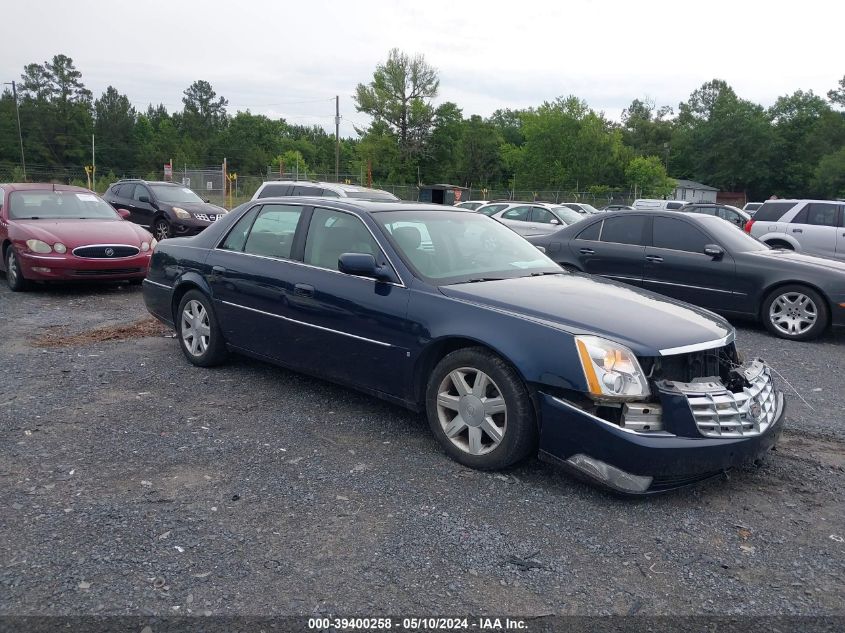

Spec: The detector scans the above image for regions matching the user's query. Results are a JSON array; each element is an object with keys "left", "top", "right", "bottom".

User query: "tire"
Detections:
[
  {"left": 766, "top": 240, "right": 794, "bottom": 251},
  {"left": 154, "top": 217, "right": 172, "bottom": 241},
  {"left": 176, "top": 290, "right": 228, "bottom": 366},
  {"left": 761, "top": 285, "right": 829, "bottom": 341},
  {"left": 5, "top": 247, "right": 30, "bottom": 292},
  {"left": 425, "top": 347, "right": 537, "bottom": 470}
]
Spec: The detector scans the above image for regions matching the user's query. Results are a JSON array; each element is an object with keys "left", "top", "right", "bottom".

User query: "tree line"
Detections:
[{"left": 2, "top": 51, "right": 845, "bottom": 200}]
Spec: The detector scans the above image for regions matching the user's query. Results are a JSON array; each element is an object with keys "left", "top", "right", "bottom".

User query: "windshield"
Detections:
[
  {"left": 150, "top": 185, "right": 204, "bottom": 204},
  {"left": 374, "top": 210, "right": 561, "bottom": 284},
  {"left": 713, "top": 222, "right": 770, "bottom": 252},
  {"left": 9, "top": 190, "right": 119, "bottom": 220},
  {"left": 577, "top": 203, "right": 600, "bottom": 214},
  {"left": 344, "top": 190, "right": 399, "bottom": 201},
  {"left": 552, "top": 206, "right": 586, "bottom": 224}
]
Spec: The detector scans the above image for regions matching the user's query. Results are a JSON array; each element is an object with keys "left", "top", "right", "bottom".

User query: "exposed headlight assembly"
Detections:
[
  {"left": 172, "top": 207, "right": 190, "bottom": 219},
  {"left": 575, "top": 335, "right": 650, "bottom": 401}
]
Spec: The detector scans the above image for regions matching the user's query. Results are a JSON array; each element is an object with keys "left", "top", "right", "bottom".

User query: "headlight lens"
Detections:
[
  {"left": 172, "top": 207, "right": 190, "bottom": 219},
  {"left": 575, "top": 335, "right": 650, "bottom": 400},
  {"left": 140, "top": 241, "right": 150, "bottom": 252},
  {"left": 26, "top": 239, "right": 52, "bottom": 253},
  {"left": 53, "top": 243, "right": 67, "bottom": 254},
  {"left": 150, "top": 238, "right": 158, "bottom": 250}
]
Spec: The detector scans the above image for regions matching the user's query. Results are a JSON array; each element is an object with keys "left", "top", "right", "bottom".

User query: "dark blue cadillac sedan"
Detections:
[{"left": 142, "top": 198, "right": 785, "bottom": 494}]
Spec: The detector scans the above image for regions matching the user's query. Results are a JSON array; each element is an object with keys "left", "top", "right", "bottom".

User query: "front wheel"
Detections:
[
  {"left": 6, "top": 247, "right": 30, "bottom": 292},
  {"left": 426, "top": 347, "right": 537, "bottom": 470},
  {"left": 154, "top": 218, "right": 172, "bottom": 241},
  {"left": 762, "top": 285, "right": 828, "bottom": 341},
  {"left": 176, "top": 290, "right": 228, "bottom": 366}
]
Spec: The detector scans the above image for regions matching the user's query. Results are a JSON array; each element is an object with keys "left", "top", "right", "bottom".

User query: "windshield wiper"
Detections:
[
  {"left": 529, "top": 271, "right": 565, "bottom": 277},
  {"left": 463, "top": 277, "right": 507, "bottom": 283}
]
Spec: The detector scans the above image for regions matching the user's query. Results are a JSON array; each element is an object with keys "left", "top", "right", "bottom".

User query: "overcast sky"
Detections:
[{"left": 2, "top": 0, "right": 843, "bottom": 137}]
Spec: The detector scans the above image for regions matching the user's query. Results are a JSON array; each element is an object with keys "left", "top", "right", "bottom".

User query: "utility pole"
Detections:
[
  {"left": 91, "top": 134, "right": 95, "bottom": 191},
  {"left": 334, "top": 95, "right": 340, "bottom": 182},
  {"left": 5, "top": 81, "right": 26, "bottom": 180}
]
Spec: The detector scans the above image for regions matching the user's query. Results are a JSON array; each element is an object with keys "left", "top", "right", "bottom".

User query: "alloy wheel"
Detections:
[
  {"left": 155, "top": 220, "right": 171, "bottom": 241},
  {"left": 768, "top": 292, "right": 817, "bottom": 336},
  {"left": 436, "top": 367, "right": 507, "bottom": 456},
  {"left": 7, "top": 251, "right": 18, "bottom": 286},
  {"left": 181, "top": 299, "right": 211, "bottom": 356}
]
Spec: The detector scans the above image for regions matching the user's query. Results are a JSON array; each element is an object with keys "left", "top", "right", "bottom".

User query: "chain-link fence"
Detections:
[{"left": 0, "top": 163, "right": 637, "bottom": 209}]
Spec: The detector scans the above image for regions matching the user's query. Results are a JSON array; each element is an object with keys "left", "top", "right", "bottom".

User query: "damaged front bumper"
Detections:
[{"left": 537, "top": 359, "right": 785, "bottom": 494}]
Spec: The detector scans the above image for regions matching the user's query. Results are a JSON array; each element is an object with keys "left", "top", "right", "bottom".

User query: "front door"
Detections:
[
  {"left": 643, "top": 215, "right": 738, "bottom": 312},
  {"left": 285, "top": 206, "right": 412, "bottom": 396}
]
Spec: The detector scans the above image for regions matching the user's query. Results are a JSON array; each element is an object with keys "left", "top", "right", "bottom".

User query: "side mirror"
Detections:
[
  {"left": 704, "top": 244, "right": 724, "bottom": 259},
  {"left": 138, "top": 195, "right": 150, "bottom": 204},
  {"left": 117, "top": 208, "right": 131, "bottom": 220},
  {"left": 550, "top": 219, "right": 560, "bottom": 225},
  {"left": 338, "top": 253, "right": 391, "bottom": 281},
  {"left": 204, "top": 198, "right": 211, "bottom": 203},
  {"left": 535, "top": 245, "right": 547, "bottom": 253}
]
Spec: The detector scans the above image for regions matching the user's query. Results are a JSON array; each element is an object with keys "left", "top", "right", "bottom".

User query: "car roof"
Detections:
[
  {"left": 259, "top": 180, "right": 391, "bottom": 195},
  {"left": 0, "top": 182, "right": 93, "bottom": 193},
  {"left": 252, "top": 196, "right": 458, "bottom": 214}
]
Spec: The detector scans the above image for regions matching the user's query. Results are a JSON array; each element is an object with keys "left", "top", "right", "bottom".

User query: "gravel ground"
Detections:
[{"left": 1, "top": 281, "right": 844, "bottom": 617}]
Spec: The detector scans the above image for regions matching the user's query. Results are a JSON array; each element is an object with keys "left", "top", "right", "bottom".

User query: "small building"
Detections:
[
  {"left": 418, "top": 184, "right": 470, "bottom": 205},
  {"left": 671, "top": 179, "right": 718, "bottom": 203}
]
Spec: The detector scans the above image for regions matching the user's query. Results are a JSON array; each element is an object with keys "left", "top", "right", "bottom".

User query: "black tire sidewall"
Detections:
[
  {"left": 762, "top": 285, "right": 828, "bottom": 341},
  {"left": 425, "top": 347, "right": 537, "bottom": 470},
  {"left": 176, "top": 290, "right": 227, "bottom": 366},
  {"left": 6, "top": 248, "right": 28, "bottom": 292},
  {"left": 155, "top": 218, "right": 172, "bottom": 240}
]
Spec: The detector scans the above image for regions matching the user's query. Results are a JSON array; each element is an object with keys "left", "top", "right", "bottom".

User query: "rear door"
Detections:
[
  {"left": 205, "top": 203, "right": 308, "bottom": 358},
  {"left": 496, "top": 205, "right": 534, "bottom": 234},
  {"left": 643, "top": 216, "right": 739, "bottom": 312},
  {"left": 569, "top": 214, "right": 648, "bottom": 286},
  {"left": 524, "top": 206, "right": 560, "bottom": 235},
  {"left": 838, "top": 206, "right": 845, "bottom": 259},
  {"left": 789, "top": 202, "right": 839, "bottom": 259}
]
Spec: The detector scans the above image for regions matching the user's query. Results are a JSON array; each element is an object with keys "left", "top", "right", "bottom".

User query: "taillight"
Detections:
[{"left": 744, "top": 219, "right": 754, "bottom": 233}]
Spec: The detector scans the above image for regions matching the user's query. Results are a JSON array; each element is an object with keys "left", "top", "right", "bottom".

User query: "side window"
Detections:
[
  {"left": 804, "top": 203, "right": 839, "bottom": 227},
  {"left": 478, "top": 203, "right": 508, "bottom": 216},
  {"left": 576, "top": 221, "right": 602, "bottom": 241},
  {"left": 530, "top": 207, "right": 555, "bottom": 224},
  {"left": 653, "top": 217, "right": 711, "bottom": 253},
  {"left": 304, "top": 207, "right": 381, "bottom": 271},
  {"left": 665, "top": 201, "right": 684, "bottom": 210},
  {"left": 293, "top": 185, "right": 322, "bottom": 196},
  {"left": 257, "top": 184, "right": 292, "bottom": 198},
  {"left": 599, "top": 215, "right": 647, "bottom": 246},
  {"left": 695, "top": 207, "right": 716, "bottom": 216},
  {"left": 321, "top": 189, "right": 340, "bottom": 197},
  {"left": 501, "top": 205, "right": 532, "bottom": 221},
  {"left": 755, "top": 201, "right": 796, "bottom": 222},
  {"left": 132, "top": 185, "right": 150, "bottom": 202},
  {"left": 218, "top": 206, "right": 261, "bottom": 251},
  {"left": 241, "top": 205, "right": 306, "bottom": 259}
]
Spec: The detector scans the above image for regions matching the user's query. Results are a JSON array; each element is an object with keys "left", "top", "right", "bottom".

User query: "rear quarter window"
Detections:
[
  {"left": 258, "top": 184, "right": 292, "bottom": 198},
  {"left": 753, "top": 202, "right": 796, "bottom": 222}
]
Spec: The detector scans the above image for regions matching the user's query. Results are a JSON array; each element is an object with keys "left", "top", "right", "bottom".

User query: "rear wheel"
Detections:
[
  {"left": 6, "top": 247, "right": 29, "bottom": 292},
  {"left": 766, "top": 240, "right": 794, "bottom": 251},
  {"left": 176, "top": 290, "right": 228, "bottom": 366},
  {"left": 762, "top": 285, "right": 828, "bottom": 341},
  {"left": 426, "top": 347, "right": 537, "bottom": 470}
]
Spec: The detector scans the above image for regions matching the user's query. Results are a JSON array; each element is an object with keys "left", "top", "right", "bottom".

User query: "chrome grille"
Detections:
[
  {"left": 194, "top": 213, "right": 221, "bottom": 222},
  {"left": 670, "top": 362, "right": 778, "bottom": 437}
]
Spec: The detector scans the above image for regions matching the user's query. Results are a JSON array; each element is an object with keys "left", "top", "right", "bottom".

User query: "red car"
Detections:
[{"left": 1, "top": 183, "right": 155, "bottom": 291}]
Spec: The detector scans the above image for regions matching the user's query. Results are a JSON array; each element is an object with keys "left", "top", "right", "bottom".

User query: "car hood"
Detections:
[
  {"left": 746, "top": 249, "right": 845, "bottom": 274},
  {"left": 439, "top": 274, "right": 733, "bottom": 357},
  {"left": 11, "top": 219, "right": 152, "bottom": 247}
]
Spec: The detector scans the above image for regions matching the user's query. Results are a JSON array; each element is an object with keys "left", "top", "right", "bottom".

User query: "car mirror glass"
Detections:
[
  {"left": 338, "top": 253, "right": 390, "bottom": 281},
  {"left": 535, "top": 245, "right": 546, "bottom": 253},
  {"left": 117, "top": 209, "right": 131, "bottom": 220},
  {"left": 138, "top": 195, "right": 150, "bottom": 204}
]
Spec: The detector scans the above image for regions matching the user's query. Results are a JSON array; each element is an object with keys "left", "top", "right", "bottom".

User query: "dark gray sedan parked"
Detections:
[{"left": 527, "top": 211, "right": 845, "bottom": 341}]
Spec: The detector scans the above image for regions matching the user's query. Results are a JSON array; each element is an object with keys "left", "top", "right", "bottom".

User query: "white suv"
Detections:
[
  {"left": 252, "top": 180, "right": 398, "bottom": 202},
  {"left": 747, "top": 199, "right": 845, "bottom": 260}
]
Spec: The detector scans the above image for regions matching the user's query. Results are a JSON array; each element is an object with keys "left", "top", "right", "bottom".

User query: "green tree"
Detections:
[
  {"left": 422, "top": 102, "right": 464, "bottom": 183},
  {"left": 354, "top": 49, "right": 439, "bottom": 179},
  {"left": 94, "top": 86, "right": 136, "bottom": 172},
  {"left": 827, "top": 75, "right": 845, "bottom": 107},
  {"left": 456, "top": 115, "right": 504, "bottom": 187},
  {"left": 811, "top": 147, "right": 845, "bottom": 198},
  {"left": 625, "top": 156, "right": 674, "bottom": 197}
]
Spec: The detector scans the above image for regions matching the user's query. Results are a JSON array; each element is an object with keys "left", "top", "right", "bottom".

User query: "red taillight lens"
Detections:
[{"left": 744, "top": 219, "right": 754, "bottom": 233}]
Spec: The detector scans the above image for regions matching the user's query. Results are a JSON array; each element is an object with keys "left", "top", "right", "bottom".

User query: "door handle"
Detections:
[
  {"left": 645, "top": 255, "right": 663, "bottom": 263},
  {"left": 579, "top": 248, "right": 595, "bottom": 255},
  {"left": 792, "top": 228, "right": 803, "bottom": 233},
  {"left": 294, "top": 283, "right": 315, "bottom": 298},
  {"left": 211, "top": 265, "right": 226, "bottom": 275}
]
